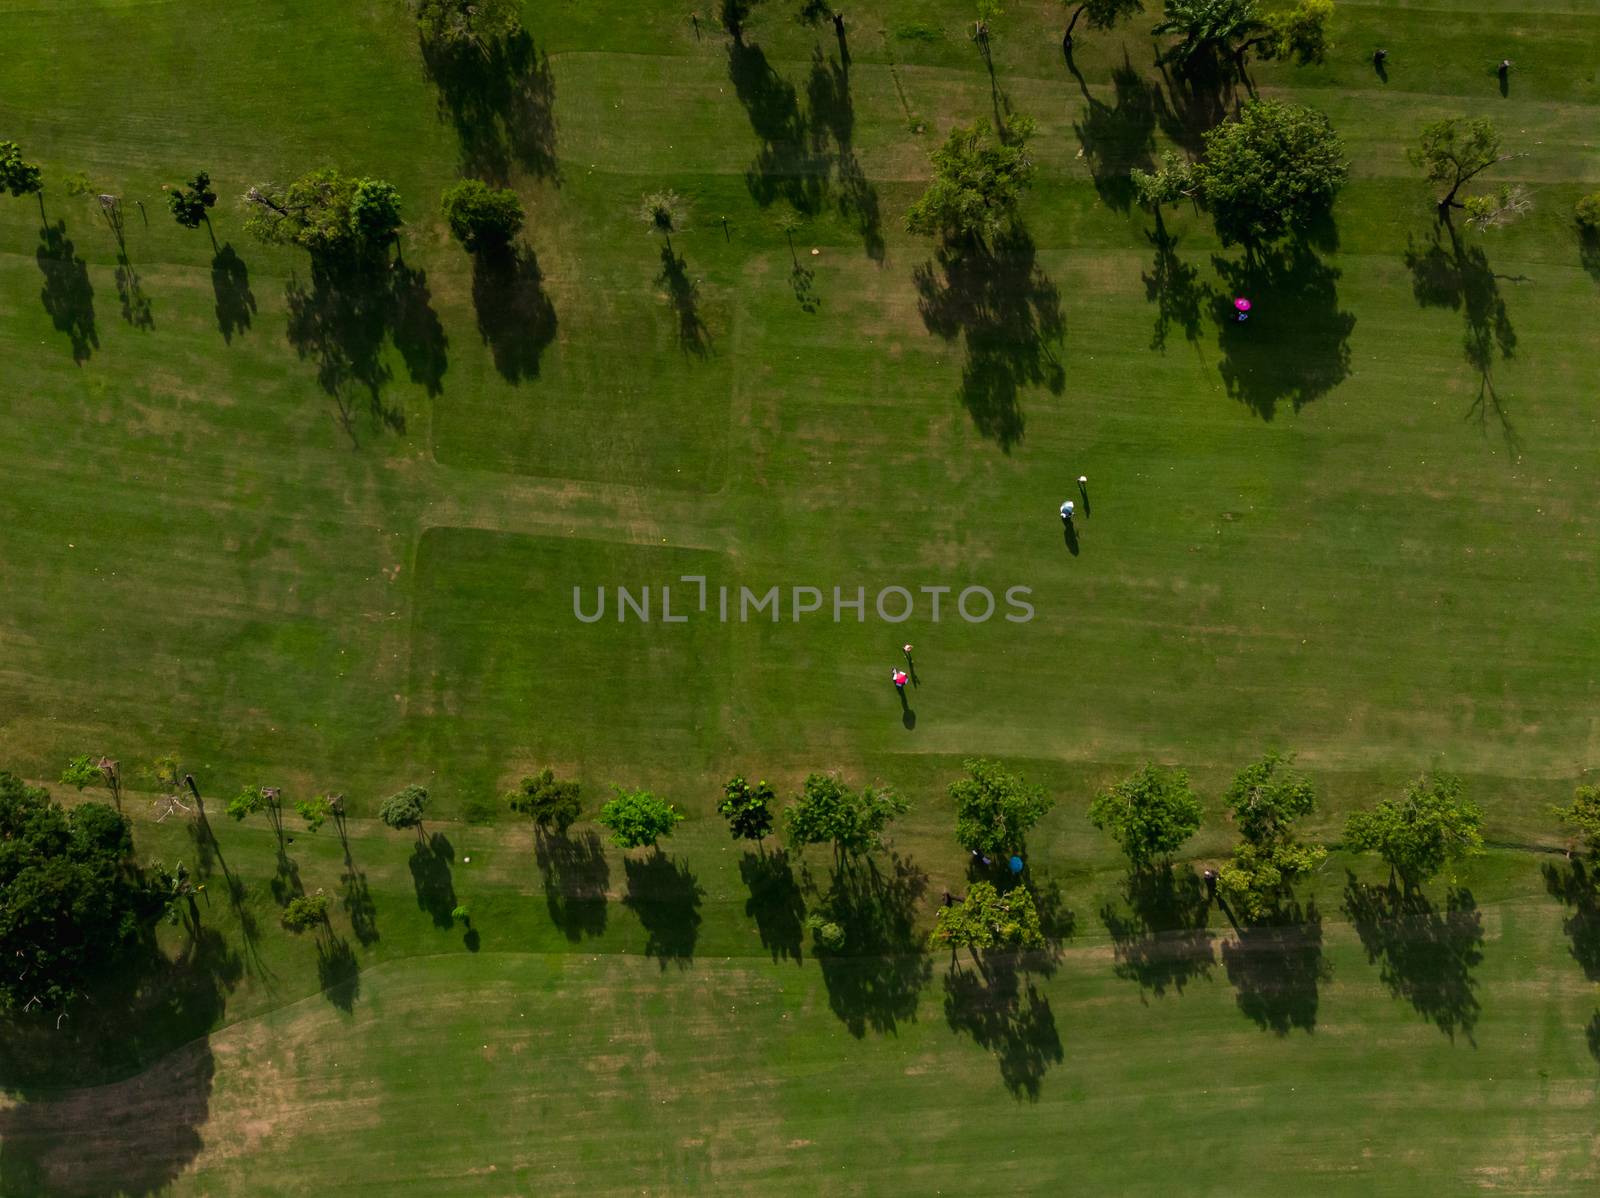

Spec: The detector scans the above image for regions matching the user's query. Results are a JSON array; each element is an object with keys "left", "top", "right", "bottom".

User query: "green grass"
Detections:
[{"left": 2, "top": 0, "right": 1600, "bottom": 1192}]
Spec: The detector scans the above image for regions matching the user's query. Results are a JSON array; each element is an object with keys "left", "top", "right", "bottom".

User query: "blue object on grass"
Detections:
[{"left": 1009, "top": 855, "right": 1023, "bottom": 874}]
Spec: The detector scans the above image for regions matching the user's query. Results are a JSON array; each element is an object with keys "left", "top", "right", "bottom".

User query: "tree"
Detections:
[
  {"left": 950, "top": 758, "right": 1054, "bottom": 858},
  {"left": 1558, "top": 785, "right": 1600, "bottom": 856},
  {"left": 61, "top": 754, "right": 122, "bottom": 811},
  {"left": 905, "top": 117, "right": 1037, "bottom": 247},
  {"left": 150, "top": 859, "right": 202, "bottom": 932},
  {"left": 640, "top": 190, "right": 686, "bottom": 246},
  {"left": 785, "top": 774, "right": 908, "bottom": 861},
  {"left": 226, "top": 784, "right": 285, "bottom": 840},
  {"left": 1223, "top": 753, "right": 1316, "bottom": 846},
  {"left": 441, "top": 179, "right": 524, "bottom": 252},
  {"left": 0, "top": 140, "right": 42, "bottom": 201},
  {"left": 1088, "top": 764, "right": 1202, "bottom": 869},
  {"left": 507, "top": 768, "right": 581, "bottom": 835},
  {"left": 1410, "top": 118, "right": 1517, "bottom": 217},
  {"left": 1577, "top": 193, "right": 1600, "bottom": 231},
  {"left": 1192, "top": 99, "right": 1346, "bottom": 245},
  {"left": 1256, "top": 0, "right": 1332, "bottom": 66},
  {"left": 1132, "top": 149, "right": 1201, "bottom": 211},
  {"left": 379, "top": 784, "right": 430, "bottom": 838},
  {"left": 597, "top": 789, "right": 682, "bottom": 850},
  {"left": 1061, "top": 0, "right": 1143, "bottom": 52},
  {"left": 930, "top": 882, "right": 1045, "bottom": 963},
  {"left": 414, "top": 0, "right": 523, "bottom": 52},
  {"left": 1215, "top": 837, "right": 1325, "bottom": 922},
  {"left": 0, "top": 772, "right": 158, "bottom": 1013},
  {"left": 719, "top": 775, "right": 776, "bottom": 844},
  {"left": 1345, "top": 773, "right": 1483, "bottom": 886},
  {"left": 296, "top": 793, "right": 337, "bottom": 833},
  {"left": 244, "top": 168, "right": 402, "bottom": 260},
  {"left": 1463, "top": 183, "right": 1532, "bottom": 232},
  {"left": 1215, "top": 753, "right": 1326, "bottom": 920},
  {"left": 281, "top": 892, "right": 331, "bottom": 933},
  {"left": 167, "top": 171, "right": 217, "bottom": 231},
  {"left": 1153, "top": 0, "right": 1262, "bottom": 66}
]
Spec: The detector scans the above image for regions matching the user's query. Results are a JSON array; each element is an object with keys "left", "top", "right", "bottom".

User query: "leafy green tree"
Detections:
[
  {"left": 0, "top": 772, "right": 157, "bottom": 1013},
  {"left": 1132, "top": 148, "right": 1201, "bottom": 211},
  {"left": 1194, "top": 99, "right": 1346, "bottom": 246},
  {"left": 414, "top": 0, "right": 523, "bottom": 51},
  {"left": 1215, "top": 838, "right": 1325, "bottom": 922},
  {"left": 597, "top": 789, "right": 683, "bottom": 850},
  {"left": 150, "top": 859, "right": 202, "bottom": 932},
  {"left": 1223, "top": 752, "right": 1317, "bottom": 845},
  {"left": 905, "top": 116, "right": 1038, "bottom": 247},
  {"left": 719, "top": 775, "right": 777, "bottom": 844},
  {"left": 1061, "top": 0, "right": 1143, "bottom": 52},
  {"left": 281, "top": 892, "right": 331, "bottom": 933},
  {"left": 640, "top": 189, "right": 686, "bottom": 248},
  {"left": 167, "top": 171, "right": 217, "bottom": 231},
  {"left": 244, "top": 169, "right": 403, "bottom": 260},
  {"left": 441, "top": 179, "right": 524, "bottom": 252},
  {"left": 227, "top": 784, "right": 286, "bottom": 841},
  {"left": 1256, "top": 0, "right": 1332, "bottom": 65},
  {"left": 1153, "top": 0, "right": 1262, "bottom": 65},
  {"left": 379, "top": 784, "right": 430, "bottom": 838},
  {"left": 1463, "top": 183, "right": 1532, "bottom": 232},
  {"left": 1345, "top": 773, "right": 1483, "bottom": 886},
  {"left": 1410, "top": 118, "right": 1517, "bottom": 218},
  {"left": 805, "top": 913, "right": 847, "bottom": 951},
  {"left": 931, "top": 882, "right": 1045, "bottom": 963},
  {"left": 1558, "top": 785, "right": 1600, "bottom": 855},
  {"left": 507, "top": 768, "right": 581, "bottom": 835},
  {"left": 1215, "top": 753, "right": 1326, "bottom": 920},
  {"left": 974, "top": 0, "right": 1004, "bottom": 40},
  {"left": 950, "top": 758, "right": 1054, "bottom": 858},
  {"left": 61, "top": 754, "right": 122, "bottom": 811},
  {"left": 296, "top": 793, "right": 339, "bottom": 833},
  {"left": 785, "top": 774, "right": 908, "bottom": 861},
  {"left": 1088, "top": 763, "right": 1202, "bottom": 869},
  {"left": 1577, "top": 193, "right": 1600, "bottom": 231},
  {"left": 0, "top": 140, "right": 42, "bottom": 201}
]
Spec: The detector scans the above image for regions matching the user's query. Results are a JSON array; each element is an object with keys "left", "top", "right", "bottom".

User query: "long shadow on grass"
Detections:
[
  {"left": 36, "top": 220, "right": 98, "bottom": 363},
  {"left": 1143, "top": 211, "right": 1209, "bottom": 351},
  {"left": 317, "top": 930, "right": 360, "bottom": 1013},
  {"left": 211, "top": 243, "right": 256, "bottom": 342},
  {"left": 537, "top": 829, "right": 610, "bottom": 941},
  {"left": 740, "top": 848, "right": 806, "bottom": 964},
  {"left": 943, "top": 949, "right": 1064, "bottom": 1101},
  {"left": 623, "top": 851, "right": 704, "bottom": 968},
  {"left": 421, "top": 30, "right": 558, "bottom": 184},
  {"left": 410, "top": 832, "right": 458, "bottom": 930},
  {"left": 0, "top": 923, "right": 240, "bottom": 1195},
  {"left": 1219, "top": 896, "right": 1327, "bottom": 1034},
  {"left": 1068, "top": 53, "right": 1158, "bottom": 212},
  {"left": 657, "top": 244, "right": 712, "bottom": 356},
  {"left": 333, "top": 810, "right": 379, "bottom": 947},
  {"left": 1403, "top": 219, "right": 1520, "bottom": 452},
  {"left": 473, "top": 242, "right": 557, "bottom": 381},
  {"left": 1343, "top": 875, "right": 1483, "bottom": 1042},
  {"left": 1100, "top": 863, "right": 1215, "bottom": 999},
  {"left": 729, "top": 33, "right": 828, "bottom": 217},
  {"left": 809, "top": 852, "right": 931, "bottom": 1037},
  {"left": 913, "top": 230, "right": 1065, "bottom": 451},
  {"left": 1581, "top": 229, "right": 1600, "bottom": 284},
  {"left": 1211, "top": 241, "right": 1353, "bottom": 419},
  {"left": 1154, "top": 52, "right": 1237, "bottom": 157},
  {"left": 1543, "top": 858, "right": 1600, "bottom": 981}
]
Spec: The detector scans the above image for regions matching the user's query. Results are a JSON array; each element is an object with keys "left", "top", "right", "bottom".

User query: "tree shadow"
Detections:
[
  {"left": 0, "top": 923, "right": 240, "bottom": 1195},
  {"left": 1143, "top": 211, "right": 1209, "bottom": 350},
  {"left": 740, "top": 848, "right": 806, "bottom": 964},
  {"left": 1154, "top": 52, "right": 1236, "bottom": 157},
  {"left": 1588, "top": 1011, "right": 1600, "bottom": 1069},
  {"left": 1344, "top": 876, "right": 1483, "bottom": 1042},
  {"left": 622, "top": 850, "right": 704, "bottom": 969},
  {"left": 114, "top": 252, "right": 154, "bottom": 331},
  {"left": 1070, "top": 53, "right": 1158, "bottom": 212},
  {"left": 270, "top": 845, "right": 304, "bottom": 907},
  {"left": 1219, "top": 897, "right": 1327, "bottom": 1034},
  {"left": 806, "top": 46, "right": 883, "bottom": 259},
  {"left": 1403, "top": 221, "right": 1520, "bottom": 452},
  {"left": 1100, "top": 863, "right": 1215, "bottom": 999},
  {"left": 316, "top": 932, "right": 360, "bottom": 1013},
  {"left": 409, "top": 832, "right": 458, "bottom": 930},
  {"left": 390, "top": 259, "right": 449, "bottom": 396},
  {"left": 810, "top": 852, "right": 932, "bottom": 1037},
  {"left": 211, "top": 243, "right": 256, "bottom": 342},
  {"left": 729, "top": 35, "right": 828, "bottom": 216},
  {"left": 943, "top": 950, "right": 1064, "bottom": 1100},
  {"left": 188, "top": 807, "right": 269, "bottom": 979},
  {"left": 657, "top": 244, "right": 711, "bottom": 356},
  {"left": 472, "top": 241, "right": 557, "bottom": 381},
  {"left": 1580, "top": 229, "right": 1600, "bottom": 284},
  {"left": 1211, "top": 242, "right": 1354, "bottom": 418},
  {"left": 912, "top": 230, "right": 1066, "bottom": 451},
  {"left": 36, "top": 220, "right": 98, "bottom": 362},
  {"left": 536, "top": 829, "right": 610, "bottom": 941},
  {"left": 421, "top": 31, "right": 559, "bottom": 184},
  {"left": 1543, "top": 858, "right": 1600, "bottom": 982}
]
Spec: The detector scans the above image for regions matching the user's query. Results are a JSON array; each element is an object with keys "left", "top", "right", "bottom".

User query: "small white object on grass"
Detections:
[
  {"left": 1078, "top": 475, "right": 1087, "bottom": 485},
  {"left": 810, "top": 247, "right": 820, "bottom": 255},
  {"left": 463, "top": 856, "right": 471, "bottom": 863}
]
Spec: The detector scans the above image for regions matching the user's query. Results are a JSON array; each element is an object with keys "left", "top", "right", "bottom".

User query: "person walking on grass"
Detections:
[
  {"left": 1060, "top": 499, "right": 1075, "bottom": 523},
  {"left": 892, "top": 668, "right": 908, "bottom": 692}
]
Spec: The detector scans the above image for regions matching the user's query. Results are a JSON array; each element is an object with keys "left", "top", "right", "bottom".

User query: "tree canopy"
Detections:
[
  {"left": 718, "top": 775, "right": 777, "bottom": 843},
  {"left": 379, "top": 784, "right": 430, "bottom": 835},
  {"left": 414, "top": 0, "right": 523, "bottom": 52},
  {"left": 281, "top": 892, "right": 331, "bottom": 933},
  {"left": 1559, "top": 785, "right": 1600, "bottom": 856},
  {"left": 1198, "top": 99, "right": 1346, "bottom": 245},
  {"left": 1410, "top": 118, "right": 1514, "bottom": 214},
  {"left": 167, "top": 171, "right": 217, "bottom": 230},
  {"left": 1153, "top": 0, "right": 1262, "bottom": 65},
  {"left": 507, "top": 768, "right": 581, "bottom": 835},
  {"left": 597, "top": 789, "right": 683, "bottom": 850},
  {"left": 244, "top": 169, "right": 403, "bottom": 261},
  {"left": 441, "top": 179, "right": 524, "bottom": 252},
  {"left": 0, "top": 772, "right": 157, "bottom": 1013},
  {"left": 1223, "top": 752, "right": 1318, "bottom": 844},
  {"left": 1063, "top": 0, "right": 1144, "bottom": 50},
  {"left": 296, "top": 793, "right": 339, "bottom": 833},
  {"left": 0, "top": 140, "right": 42, "bottom": 198},
  {"left": 1088, "top": 763, "right": 1202, "bottom": 869},
  {"left": 905, "top": 116, "right": 1038, "bottom": 246},
  {"left": 930, "top": 882, "right": 1045, "bottom": 958},
  {"left": 950, "top": 758, "right": 1054, "bottom": 858},
  {"left": 785, "top": 774, "right": 908, "bottom": 859},
  {"left": 1345, "top": 773, "right": 1483, "bottom": 885},
  {"left": 1215, "top": 753, "right": 1326, "bottom": 921}
]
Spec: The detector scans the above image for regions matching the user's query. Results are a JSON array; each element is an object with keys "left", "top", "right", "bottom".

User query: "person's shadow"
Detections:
[
  {"left": 1078, "top": 481, "right": 1091, "bottom": 516},
  {"left": 897, "top": 686, "right": 916, "bottom": 729},
  {"left": 1373, "top": 54, "right": 1388, "bottom": 83},
  {"left": 1497, "top": 64, "right": 1510, "bottom": 98},
  {"left": 1062, "top": 520, "right": 1080, "bottom": 556}
]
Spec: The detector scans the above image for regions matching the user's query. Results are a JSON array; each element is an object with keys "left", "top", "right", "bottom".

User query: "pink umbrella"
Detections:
[{"left": 1233, "top": 297, "right": 1252, "bottom": 313}]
